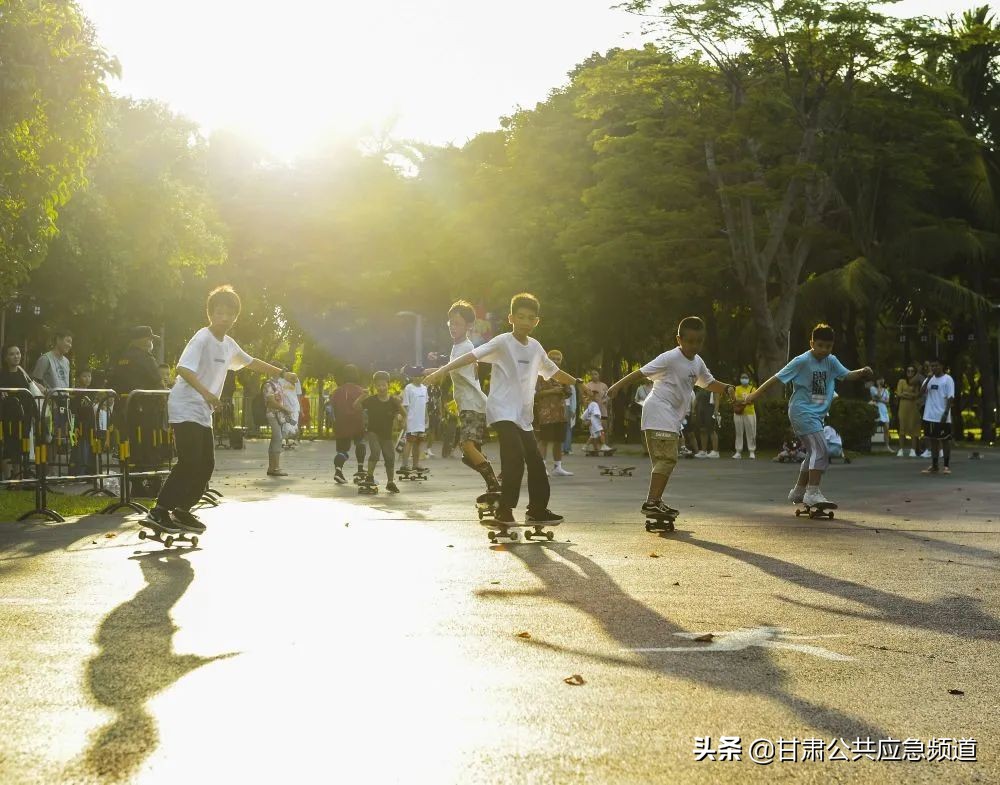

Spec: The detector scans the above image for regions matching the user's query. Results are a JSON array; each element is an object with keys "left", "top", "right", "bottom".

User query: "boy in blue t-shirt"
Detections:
[{"left": 743, "top": 324, "right": 873, "bottom": 507}]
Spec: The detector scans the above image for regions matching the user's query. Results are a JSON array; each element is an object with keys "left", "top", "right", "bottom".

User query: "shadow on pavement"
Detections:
[
  {"left": 69, "top": 550, "right": 236, "bottom": 782},
  {"left": 676, "top": 532, "right": 1000, "bottom": 641},
  {"left": 479, "top": 542, "right": 887, "bottom": 740},
  {"left": 0, "top": 513, "right": 135, "bottom": 566}
]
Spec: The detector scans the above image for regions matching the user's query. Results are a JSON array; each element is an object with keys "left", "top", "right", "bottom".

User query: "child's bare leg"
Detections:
[
  {"left": 412, "top": 438, "right": 423, "bottom": 469},
  {"left": 401, "top": 440, "right": 412, "bottom": 467}
]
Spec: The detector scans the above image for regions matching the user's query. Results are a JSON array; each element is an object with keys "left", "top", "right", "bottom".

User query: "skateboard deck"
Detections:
[
  {"left": 795, "top": 501, "right": 838, "bottom": 519},
  {"left": 138, "top": 525, "right": 199, "bottom": 548},
  {"left": 476, "top": 493, "right": 557, "bottom": 542},
  {"left": 586, "top": 448, "right": 616, "bottom": 457},
  {"left": 397, "top": 467, "right": 429, "bottom": 481},
  {"left": 599, "top": 465, "right": 635, "bottom": 476},
  {"left": 644, "top": 512, "right": 677, "bottom": 533},
  {"left": 357, "top": 479, "right": 378, "bottom": 495},
  {"left": 352, "top": 471, "right": 368, "bottom": 485}
]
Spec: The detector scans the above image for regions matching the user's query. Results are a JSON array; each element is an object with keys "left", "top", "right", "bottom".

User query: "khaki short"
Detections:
[{"left": 645, "top": 430, "right": 680, "bottom": 476}]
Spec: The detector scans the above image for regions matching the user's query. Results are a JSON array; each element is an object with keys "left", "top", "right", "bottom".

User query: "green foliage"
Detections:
[{"left": 828, "top": 397, "right": 878, "bottom": 452}]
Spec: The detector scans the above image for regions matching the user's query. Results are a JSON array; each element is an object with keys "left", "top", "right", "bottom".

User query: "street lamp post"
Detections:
[{"left": 395, "top": 311, "right": 424, "bottom": 368}]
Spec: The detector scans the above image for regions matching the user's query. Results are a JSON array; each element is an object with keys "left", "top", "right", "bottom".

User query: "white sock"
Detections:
[
  {"left": 806, "top": 484, "right": 819, "bottom": 492},
  {"left": 554, "top": 461, "right": 561, "bottom": 469}
]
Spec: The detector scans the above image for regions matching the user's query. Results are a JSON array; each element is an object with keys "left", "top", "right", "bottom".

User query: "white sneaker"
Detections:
[
  {"left": 920, "top": 450, "right": 931, "bottom": 458},
  {"left": 552, "top": 466, "right": 573, "bottom": 477},
  {"left": 707, "top": 451, "right": 720, "bottom": 459},
  {"left": 732, "top": 452, "right": 742, "bottom": 459},
  {"left": 695, "top": 451, "right": 708, "bottom": 459},
  {"left": 749, "top": 452, "right": 756, "bottom": 459},
  {"left": 599, "top": 445, "right": 613, "bottom": 453},
  {"left": 896, "top": 449, "right": 905, "bottom": 457},
  {"left": 909, "top": 449, "right": 917, "bottom": 458},
  {"left": 425, "top": 449, "right": 436, "bottom": 459},
  {"left": 788, "top": 486, "right": 806, "bottom": 504},
  {"left": 803, "top": 488, "right": 832, "bottom": 506}
]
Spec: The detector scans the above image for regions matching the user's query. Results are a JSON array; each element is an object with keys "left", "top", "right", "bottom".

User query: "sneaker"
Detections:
[
  {"left": 171, "top": 508, "right": 207, "bottom": 533},
  {"left": 707, "top": 451, "right": 720, "bottom": 459},
  {"left": 425, "top": 449, "right": 435, "bottom": 459},
  {"left": 920, "top": 450, "right": 932, "bottom": 458},
  {"left": 732, "top": 452, "right": 742, "bottom": 459},
  {"left": 695, "top": 451, "right": 709, "bottom": 459},
  {"left": 267, "top": 469, "right": 288, "bottom": 477},
  {"left": 599, "top": 445, "right": 613, "bottom": 453},
  {"left": 144, "top": 506, "right": 181, "bottom": 534},
  {"left": 334, "top": 468, "right": 347, "bottom": 484},
  {"left": 942, "top": 466, "right": 952, "bottom": 475},
  {"left": 386, "top": 481, "right": 400, "bottom": 493},
  {"left": 896, "top": 449, "right": 904, "bottom": 457},
  {"left": 788, "top": 486, "right": 806, "bottom": 504},
  {"left": 551, "top": 465, "right": 573, "bottom": 477},
  {"left": 908, "top": 449, "right": 917, "bottom": 458},
  {"left": 398, "top": 465, "right": 411, "bottom": 474},
  {"left": 749, "top": 452, "right": 756, "bottom": 460},
  {"left": 642, "top": 500, "right": 678, "bottom": 517},
  {"left": 921, "top": 466, "right": 939, "bottom": 474},
  {"left": 803, "top": 488, "right": 831, "bottom": 506},
  {"left": 494, "top": 507, "right": 515, "bottom": 524},
  {"left": 526, "top": 508, "right": 564, "bottom": 524}
]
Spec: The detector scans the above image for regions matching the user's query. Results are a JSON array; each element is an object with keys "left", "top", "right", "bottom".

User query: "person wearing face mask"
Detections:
[{"left": 732, "top": 372, "right": 757, "bottom": 459}]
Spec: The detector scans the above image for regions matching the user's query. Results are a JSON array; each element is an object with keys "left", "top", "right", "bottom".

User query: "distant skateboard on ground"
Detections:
[
  {"left": 644, "top": 510, "right": 677, "bottom": 533},
  {"left": 585, "top": 447, "right": 616, "bottom": 457},
  {"left": 599, "top": 465, "right": 635, "bottom": 477},
  {"left": 397, "top": 467, "right": 429, "bottom": 482},
  {"left": 795, "top": 501, "right": 837, "bottom": 519},
  {"left": 476, "top": 492, "right": 556, "bottom": 543}
]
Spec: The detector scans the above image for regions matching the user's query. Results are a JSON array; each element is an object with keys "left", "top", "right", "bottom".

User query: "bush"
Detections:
[
  {"left": 828, "top": 397, "right": 878, "bottom": 452},
  {"left": 719, "top": 396, "right": 875, "bottom": 451}
]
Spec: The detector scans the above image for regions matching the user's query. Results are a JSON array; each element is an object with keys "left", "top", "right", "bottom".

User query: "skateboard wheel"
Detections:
[
  {"left": 645, "top": 523, "right": 654, "bottom": 532},
  {"left": 164, "top": 536, "right": 174, "bottom": 548},
  {"left": 545, "top": 531, "right": 554, "bottom": 541},
  {"left": 191, "top": 536, "right": 199, "bottom": 547},
  {"left": 524, "top": 531, "right": 533, "bottom": 540},
  {"left": 138, "top": 530, "right": 147, "bottom": 540},
  {"left": 509, "top": 531, "right": 519, "bottom": 541}
]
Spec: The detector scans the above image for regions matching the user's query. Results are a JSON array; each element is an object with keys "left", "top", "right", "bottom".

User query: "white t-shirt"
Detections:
[
  {"left": 823, "top": 425, "right": 843, "bottom": 447},
  {"left": 402, "top": 383, "right": 428, "bottom": 433},
  {"left": 583, "top": 401, "right": 603, "bottom": 436},
  {"left": 922, "top": 373, "right": 955, "bottom": 423},
  {"left": 449, "top": 339, "right": 487, "bottom": 414},
  {"left": 639, "top": 347, "right": 715, "bottom": 432},
  {"left": 168, "top": 327, "right": 252, "bottom": 427},
  {"left": 472, "top": 333, "right": 559, "bottom": 431}
]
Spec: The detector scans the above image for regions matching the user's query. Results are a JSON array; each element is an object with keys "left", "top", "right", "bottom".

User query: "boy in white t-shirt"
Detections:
[
  {"left": 425, "top": 293, "right": 580, "bottom": 524},
  {"left": 920, "top": 358, "right": 955, "bottom": 475},
  {"left": 608, "top": 317, "right": 737, "bottom": 518},
  {"left": 426, "top": 300, "right": 498, "bottom": 497},
  {"left": 145, "top": 286, "right": 298, "bottom": 535},
  {"left": 400, "top": 368, "right": 429, "bottom": 472},
  {"left": 581, "top": 400, "right": 610, "bottom": 453}
]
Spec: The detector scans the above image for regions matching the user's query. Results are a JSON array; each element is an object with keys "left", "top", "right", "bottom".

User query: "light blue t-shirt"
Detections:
[{"left": 776, "top": 350, "right": 850, "bottom": 436}]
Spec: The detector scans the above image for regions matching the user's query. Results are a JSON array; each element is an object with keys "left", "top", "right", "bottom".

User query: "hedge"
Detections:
[{"left": 719, "top": 397, "right": 878, "bottom": 451}]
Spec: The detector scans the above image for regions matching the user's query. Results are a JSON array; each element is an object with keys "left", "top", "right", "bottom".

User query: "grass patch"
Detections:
[{"left": 0, "top": 491, "right": 154, "bottom": 523}]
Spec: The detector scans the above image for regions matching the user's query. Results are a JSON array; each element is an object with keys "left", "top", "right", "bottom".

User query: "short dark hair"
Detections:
[
  {"left": 338, "top": 364, "right": 359, "bottom": 385},
  {"left": 812, "top": 323, "right": 835, "bottom": 342},
  {"left": 510, "top": 292, "right": 540, "bottom": 316},
  {"left": 448, "top": 300, "right": 476, "bottom": 325},
  {"left": 677, "top": 316, "right": 706, "bottom": 338},
  {"left": 373, "top": 371, "right": 389, "bottom": 383},
  {"left": 206, "top": 285, "right": 242, "bottom": 318},
  {"left": 53, "top": 329, "right": 73, "bottom": 344}
]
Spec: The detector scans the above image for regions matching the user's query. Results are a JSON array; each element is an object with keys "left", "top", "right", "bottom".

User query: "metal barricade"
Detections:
[
  {"left": 100, "top": 389, "right": 173, "bottom": 516},
  {"left": 0, "top": 387, "right": 44, "bottom": 520}
]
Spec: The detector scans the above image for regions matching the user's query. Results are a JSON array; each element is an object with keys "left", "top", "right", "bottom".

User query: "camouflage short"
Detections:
[{"left": 459, "top": 410, "right": 487, "bottom": 445}]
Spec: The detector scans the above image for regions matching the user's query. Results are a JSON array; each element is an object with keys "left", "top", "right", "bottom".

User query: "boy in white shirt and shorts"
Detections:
[
  {"left": 608, "top": 317, "right": 737, "bottom": 518},
  {"left": 425, "top": 293, "right": 580, "bottom": 525}
]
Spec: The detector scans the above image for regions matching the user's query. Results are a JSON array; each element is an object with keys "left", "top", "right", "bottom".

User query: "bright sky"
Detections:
[{"left": 77, "top": 0, "right": 984, "bottom": 159}]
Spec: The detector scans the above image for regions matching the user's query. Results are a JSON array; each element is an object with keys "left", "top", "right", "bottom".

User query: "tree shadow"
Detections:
[
  {"left": 71, "top": 550, "right": 237, "bottom": 782},
  {"left": 0, "top": 513, "right": 139, "bottom": 567},
  {"left": 673, "top": 531, "right": 1000, "bottom": 641},
  {"left": 479, "top": 542, "right": 886, "bottom": 740}
]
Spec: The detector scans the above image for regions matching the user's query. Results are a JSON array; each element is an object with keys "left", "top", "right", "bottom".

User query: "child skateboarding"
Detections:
[
  {"left": 425, "top": 292, "right": 580, "bottom": 527},
  {"left": 607, "top": 316, "right": 737, "bottom": 523},
  {"left": 742, "top": 323, "right": 873, "bottom": 510},
  {"left": 399, "top": 368, "right": 429, "bottom": 475},
  {"left": 354, "top": 371, "right": 405, "bottom": 492},
  {"left": 145, "top": 286, "right": 297, "bottom": 535}
]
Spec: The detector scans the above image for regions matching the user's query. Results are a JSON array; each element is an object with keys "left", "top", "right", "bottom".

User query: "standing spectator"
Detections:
[
  {"left": 31, "top": 329, "right": 73, "bottom": 451},
  {"left": 70, "top": 368, "right": 96, "bottom": 476},
  {"left": 869, "top": 376, "right": 891, "bottom": 452},
  {"left": 895, "top": 365, "right": 921, "bottom": 457},
  {"left": 262, "top": 374, "right": 292, "bottom": 476},
  {"left": 280, "top": 370, "right": 301, "bottom": 448},
  {"left": 562, "top": 379, "right": 578, "bottom": 456},
  {"left": 582, "top": 369, "right": 610, "bottom": 443},
  {"left": 916, "top": 360, "right": 931, "bottom": 458},
  {"left": 0, "top": 345, "right": 34, "bottom": 481},
  {"left": 298, "top": 381, "right": 312, "bottom": 435},
  {"left": 920, "top": 359, "right": 955, "bottom": 475},
  {"left": 400, "top": 367, "right": 429, "bottom": 473},
  {"left": 693, "top": 386, "right": 721, "bottom": 458},
  {"left": 732, "top": 372, "right": 757, "bottom": 459},
  {"left": 535, "top": 349, "right": 572, "bottom": 476}
]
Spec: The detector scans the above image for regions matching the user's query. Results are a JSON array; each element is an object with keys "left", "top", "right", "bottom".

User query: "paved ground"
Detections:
[{"left": 1, "top": 439, "right": 997, "bottom": 784}]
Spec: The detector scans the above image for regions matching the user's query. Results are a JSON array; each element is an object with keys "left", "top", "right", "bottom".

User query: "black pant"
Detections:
[
  {"left": 335, "top": 435, "right": 367, "bottom": 468},
  {"left": 494, "top": 420, "right": 549, "bottom": 512},
  {"left": 157, "top": 422, "right": 214, "bottom": 511}
]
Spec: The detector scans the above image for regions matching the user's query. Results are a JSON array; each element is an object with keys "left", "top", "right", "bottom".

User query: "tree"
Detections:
[{"left": 0, "top": 0, "right": 117, "bottom": 290}]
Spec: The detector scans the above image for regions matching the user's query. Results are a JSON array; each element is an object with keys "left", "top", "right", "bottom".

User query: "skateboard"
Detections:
[
  {"left": 585, "top": 448, "right": 616, "bottom": 457},
  {"left": 352, "top": 470, "right": 368, "bottom": 485},
  {"left": 599, "top": 465, "right": 635, "bottom": 477},
  {"left": 397, "top": 467, "right": 429, "bottom": 481},
  {"left": 645, "top": 511, "right": 677, "bottom": 533},
  {"left": 795, "top": 501, "right": 837, "bottom": 519},
  {"left": 476, "top": 493, "right": 556, "bottom": 542},
  {"left": 357, "top": 476, "right": 378, "bottom": 495},
  {"left": 138, "top": 518, "right": 199, "bottom": 548}
]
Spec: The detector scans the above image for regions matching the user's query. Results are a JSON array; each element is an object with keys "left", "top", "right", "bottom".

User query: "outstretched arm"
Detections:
[
  {"left": 607, "top": 369, "right": 644, "bottom": 399},
  {"left": 844, "top": 366, "right": 874, "bottom": 383},
  {"left": 424, "top": 353, "right": 476, "bottom": 385},
  {"left": 744, "top": 375, "right": 784, "bottom": 404}
]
